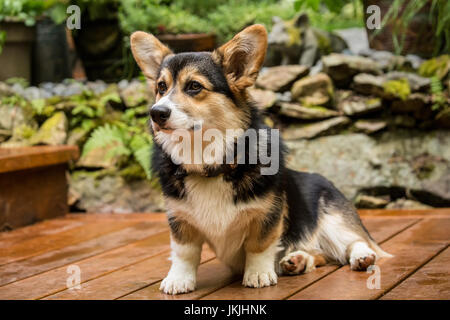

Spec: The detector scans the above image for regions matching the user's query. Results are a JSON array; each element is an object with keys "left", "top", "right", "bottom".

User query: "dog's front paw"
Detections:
[
  {"left": 160, "top": 276, "right": 196, "bottom": 295},
  {"left": 242, "top": 269, "right": 277, "bottom": 288}
]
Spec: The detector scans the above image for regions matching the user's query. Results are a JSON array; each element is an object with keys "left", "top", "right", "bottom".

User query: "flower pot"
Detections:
[
  {"left": 156, "top": 33, "right": 216, "bottom": 53},
  {"left": 32, "top": 18, "right": 73, "bottom": 84},
  {"left": 0, "top": 21, "right": 36, "bottom": 82},
  {"left": 363, "top": 0, "right": 437, "bottom": 58}
]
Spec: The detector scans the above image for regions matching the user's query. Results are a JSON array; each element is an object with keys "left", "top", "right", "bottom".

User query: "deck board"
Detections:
[
  {"left": 0, "top": 210, "right": 448, "bottom": 300},
  {"left": 380, "top": 247, "right": 450, "bottom": 300},
  {"left": 288, "top": 218, "right": 450, "bottom": 300}
]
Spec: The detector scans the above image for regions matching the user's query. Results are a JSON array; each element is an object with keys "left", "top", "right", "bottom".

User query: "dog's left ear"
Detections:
[
  {"left": 213, "top": 24, "right": 267, "bottom": 91},
  {"left": 130, "top": 31, "right": 172, "bottom": 82}
]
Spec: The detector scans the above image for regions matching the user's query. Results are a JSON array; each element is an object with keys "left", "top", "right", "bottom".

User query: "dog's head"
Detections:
[{"left": 131, "top": 25, "right": 267, "bottom": 152}]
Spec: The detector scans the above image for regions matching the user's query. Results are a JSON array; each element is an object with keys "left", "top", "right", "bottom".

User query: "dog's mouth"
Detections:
[
  {"left": 152, "top": 122, "right": 175, "bottom": 133},
  {"left": 153, "top": 121, "right": 202, "bottom": 133}
]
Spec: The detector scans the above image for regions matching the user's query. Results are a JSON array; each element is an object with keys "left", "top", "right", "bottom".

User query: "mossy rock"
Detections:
[
  {"left": 29, "top": 112, "right": 68, "bottom": 145},
  {"left": 418, "top": 55, "right": 450, "bottom": 80},
  {"left": 383, "top": 78, "right": 411, "bottom": 100}
]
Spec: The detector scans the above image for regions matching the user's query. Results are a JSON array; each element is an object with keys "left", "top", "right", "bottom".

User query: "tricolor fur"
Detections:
[{"left": 130, "top": 25, "right": 391, "bottom": 295}]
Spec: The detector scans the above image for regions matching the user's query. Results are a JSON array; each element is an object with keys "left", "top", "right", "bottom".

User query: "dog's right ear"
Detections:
[{"left": 130, "top": 31, "right": 172, "bottom": 81}]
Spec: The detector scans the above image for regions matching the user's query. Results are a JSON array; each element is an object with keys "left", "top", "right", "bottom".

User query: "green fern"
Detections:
[
  {"left": 82, "top": 124, "right": 131, "bottom": 161},
  {"left": 430, "top": 76, "right": 446, "bottom": 111},
  {"left": 130, "top": 134, "right": 152, "bottom": 179}
]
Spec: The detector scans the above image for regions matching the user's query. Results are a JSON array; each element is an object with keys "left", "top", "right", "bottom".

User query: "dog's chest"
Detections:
[{"left": 180, "top": 175, "right": 240, "bottom": 236}]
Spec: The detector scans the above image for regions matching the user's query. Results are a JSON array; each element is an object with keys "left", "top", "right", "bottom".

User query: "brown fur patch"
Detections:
[{"left": 213, "top": 24, "right": 268, "bottom": 94}]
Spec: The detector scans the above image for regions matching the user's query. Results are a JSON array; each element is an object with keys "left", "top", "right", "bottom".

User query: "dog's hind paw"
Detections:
[
  {"left": 280, "top": 250, "right": 316, "bottom": 275},
  {"left": 160, "top": 276, "right": 196, "bottom": 295},
  {"left": 242, "top": 270, "right": 277, "bottom": 288},
  {"left": 349, "top": 241, "right": 377, "bottom": 271}
]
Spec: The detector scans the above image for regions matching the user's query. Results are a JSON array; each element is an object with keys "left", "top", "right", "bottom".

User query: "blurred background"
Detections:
[{"left": 0, "top": 0, "right": 449, "bottom": 230}]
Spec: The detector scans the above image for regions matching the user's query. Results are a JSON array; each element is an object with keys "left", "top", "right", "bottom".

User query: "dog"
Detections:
[{"left": 130, "top": 24, "right": 391, "bottom": 295}]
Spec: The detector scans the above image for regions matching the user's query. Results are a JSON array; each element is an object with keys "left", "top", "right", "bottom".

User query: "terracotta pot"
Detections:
[
  {"left": 363, "top": 0, "right": 437, "bottom": 58},
  {"left": 0, "top": 21, "right": 36, "bottom": 82},
  {"left": 156, "top": 33, "right": 216, "bottom": 53}
]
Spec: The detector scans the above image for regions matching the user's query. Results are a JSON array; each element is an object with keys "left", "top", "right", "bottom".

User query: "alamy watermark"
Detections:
[
  {"left": 66, "top": 264, "right": 81, "bottom": 290},
  {"left": 160, "top": 122, "right": 280, "bottom": 176}
]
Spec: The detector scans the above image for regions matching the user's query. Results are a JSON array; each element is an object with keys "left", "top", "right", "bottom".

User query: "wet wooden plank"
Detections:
[
  {"left": 0, "top": 231, "right": 171, "bottom": 300},
  {"left": 0, "top": 217, "right": 86, "bottom": 248},
  {"left": 288, "top": 218, "right": 450, "bottom": 300},
  {"left": 0, "top": 220, "right": 167, "bottom": 287},
  {"left": 358, "top": 208, "right": 450, "bottom": 218},
  {"left": 198, "top": 218, "right": 419, "bottom": 300},
  {"left": 380, "top": 247, "right": 450, "bottom": 300},
  {"left": 43, "top": 244, "right": 215, "bottom": 300},
  {"left": 121, "top": 259, "right": 238, "bottom": 300},
  {"left": 0, "top": 218, "right": 144, "bottom": 266}
]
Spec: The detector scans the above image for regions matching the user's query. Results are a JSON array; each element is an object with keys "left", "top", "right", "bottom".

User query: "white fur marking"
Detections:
[
  {"left": 242, "top": 241, "right": 279, "bottom": 288},
  {"left": 160, "top": 239, "right": 201, "bottom": 295}
]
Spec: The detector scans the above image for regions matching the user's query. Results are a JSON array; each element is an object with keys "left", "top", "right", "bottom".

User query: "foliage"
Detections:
[
  {"left": 430, "top": 76, "right": 447, "bottom": 111},
  {"left": 383, "top": 79, "right": 411, "bottom": 101},
  {"left": 380, "top": 0, "right": 450, "bottom": 55},
  {"left": 119, "top": 0, "right": 210, "bottom": 36},
  {"left": 82, "top": 122, "right": 153, "bottom": 179}
]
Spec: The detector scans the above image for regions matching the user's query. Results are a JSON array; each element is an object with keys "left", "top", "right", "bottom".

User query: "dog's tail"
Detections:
[{"left": 370, "top": 240, "right": 393, "bottom": 259}]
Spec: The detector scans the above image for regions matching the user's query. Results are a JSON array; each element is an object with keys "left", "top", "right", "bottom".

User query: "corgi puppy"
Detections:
[{"left": 130, "top": 25, "right": 391, "bottom": 295}]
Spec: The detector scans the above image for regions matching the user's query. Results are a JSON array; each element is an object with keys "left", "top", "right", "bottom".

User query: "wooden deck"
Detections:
[{"left": 0, "top": 209, "right": 449, "bottom": 300}]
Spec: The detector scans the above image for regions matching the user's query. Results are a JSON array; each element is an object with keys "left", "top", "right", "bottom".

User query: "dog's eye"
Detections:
[
  {"left": 157, "top": 81, "right": 167, "bottom": 95},
  {"left": 186, "top": 81, "right": 203, "bottom": 93}
]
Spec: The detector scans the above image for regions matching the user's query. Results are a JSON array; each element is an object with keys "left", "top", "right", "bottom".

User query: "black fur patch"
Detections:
[{"left": 159, "top": 52, "right": 234, "bottom": 100}]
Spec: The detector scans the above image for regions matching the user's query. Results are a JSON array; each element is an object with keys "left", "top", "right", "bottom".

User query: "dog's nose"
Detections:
[{"left": 150, "top": 105, "right": 171, "bottom": 126}]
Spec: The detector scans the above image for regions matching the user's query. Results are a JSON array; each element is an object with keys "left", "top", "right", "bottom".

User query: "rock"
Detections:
[
  {"left": 86, "top": 80, "right": 108, "bottom": 95},
  {"left": 119, "top": 80, "right": 153, "bottom": 108},
  {"left": 256, "top": 65, "right": 309, "bottom": 92},
  {"left": 69, "top": 171, "right": 165, "bottom": 213},
  {"left": 67, "top": 127, "right": 90, "bottom": 147},
  {"left": 435, "top": 108, "right": 450, "bottom": 128},
  {"left": 279, "top": 102, "right": 339, "bottom": 120},
  {"left": 0, "top": 82, "right": 13, "bottom": 96},
  {"left": 353, "top": 73, "right": 418, "bottom": 100},
  {"left": 385, "top": 71, "right": 430, "bottom": 92},
  {"left": 0, "top": 103, "right": 37, "bottom": 141},
  {"left": 248, "top": 88, "right": 277, "bottom": 109},
  {"left": 338, "top": 94, "right": 383, "bottom": 116},
  {"left": 334, "top": 28, "right": 369, "bottom": 55},
  {"left": 352, "top": 73, "right": 386, "bottom": 97},
  {"left": 355, "top": 195, "right": 388, "bottom": 209},
  {"left": 285, "top": 130, "right": 450, "bottom": 205},
  {"left": 77, "top": 143, "right": 125, "bottom": 169},
  {"left": 391, "top": 93, "right": 432, "bottom": 120},
  {"left": 418, "top": 54, "right": 450, "bottom": 80},
  {"left": 392, "top": 115, "right": 416, "bottom": 128},
  {"left": 282, "top": 116, "right": 350, "bottom": 140},
  {"left": 386, "top": 198, "right": 432, "bottom": 209},
  {"left": 354, "top": 120, "right": 387, "bottom": 134},
  {"left": 275, "top": 91, "right": 292, "bottom": 103},
  {"left": 291, "top": 73, "right": 334, "bottom": 107},
  {"left": 29, "top": 112, "right": 68, "bottom": 145},
  {"left": 322, "top": 53, "right": 381, "bottom": 87}
]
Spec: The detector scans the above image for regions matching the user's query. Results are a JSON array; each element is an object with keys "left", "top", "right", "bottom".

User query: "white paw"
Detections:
[
  {"left": 242, "top": 269, "right": 277, "bottom": 288},
  {"left": 349, "top": 242, "right": 377, "bottom": 271},
  {"left": 159, "top": 276, "right": 196, "bottom": 295}
]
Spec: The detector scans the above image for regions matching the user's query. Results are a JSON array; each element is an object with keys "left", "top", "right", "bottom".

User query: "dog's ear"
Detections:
[
  {"left": 130, "top": 31, "right": 172, "bottom": 81},
  {"left": 213, "top": 24, "right": 267, "bottom": 91}
]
